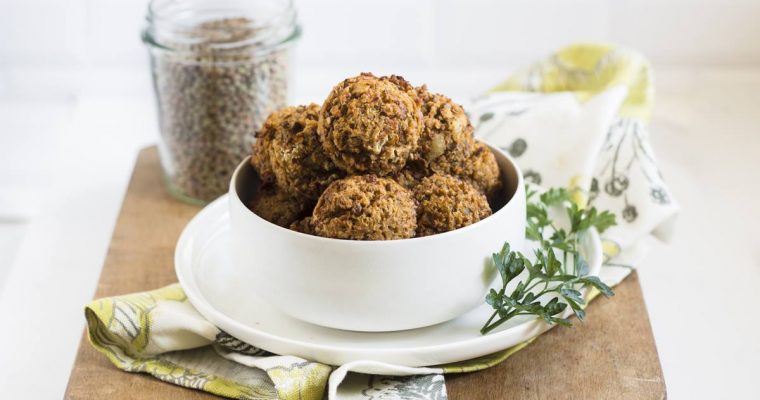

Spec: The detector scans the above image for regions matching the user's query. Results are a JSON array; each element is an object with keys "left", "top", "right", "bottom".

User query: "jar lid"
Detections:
[{"left": 143, "top": 0, "right": 300, "bottom": 53}]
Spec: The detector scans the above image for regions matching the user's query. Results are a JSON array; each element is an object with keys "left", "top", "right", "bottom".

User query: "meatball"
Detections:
[
  {"left": 267, "top": 104, "right": 343, "bottom": 200},
  {"left": 289, "top": 216, "right": 316, "bottom": 235},
  {"left": 414, "top": 174, "right": 492, "bottom": 237},
  {"left": 312, "top": 175, "right": 417, "bottom": 240},
  {"left": 415, "top": 86, "right": 476, "bottom": 165},
  {"left": 431, "top": 141, "right": 502, "bottom": 200},
  {"left": 248, "top": 185, "right": 309, "bottom": 227},
  {"left": 318, "top": 73, "right": 423, "bottom": 175},
  {"left": 252, "top": 105, "right": 342, "bottom": 200}
]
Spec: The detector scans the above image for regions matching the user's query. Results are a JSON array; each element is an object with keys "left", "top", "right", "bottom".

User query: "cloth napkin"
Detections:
[{"left": 85, "top": 43, "right": 678, "bottom": 400}]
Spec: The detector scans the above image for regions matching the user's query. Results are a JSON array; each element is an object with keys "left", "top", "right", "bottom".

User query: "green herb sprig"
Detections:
[{"left": 480, "top": 187, "right": 616, "bottom": 335}]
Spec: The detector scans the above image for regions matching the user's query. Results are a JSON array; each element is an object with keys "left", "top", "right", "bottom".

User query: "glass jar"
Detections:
[{"left": 142, "top": 0, "right": 300, "bottom": 205}]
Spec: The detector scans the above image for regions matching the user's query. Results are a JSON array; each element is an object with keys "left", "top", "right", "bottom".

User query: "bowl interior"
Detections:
[{"left": 232, "top": 143, "right": 521, "bottom": 232}]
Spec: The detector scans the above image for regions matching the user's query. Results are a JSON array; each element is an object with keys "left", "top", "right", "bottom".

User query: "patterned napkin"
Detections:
[
  {"left": 85, "top": 43, "right": 678, "bottom": 399},
  {"left": 471, "top": 43, "right": 678, "bottom": 287}
]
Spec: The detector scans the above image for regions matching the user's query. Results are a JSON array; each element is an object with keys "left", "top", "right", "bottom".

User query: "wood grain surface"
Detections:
[{"left": 65, "top": 146, "right": 666, "bottom": 399}]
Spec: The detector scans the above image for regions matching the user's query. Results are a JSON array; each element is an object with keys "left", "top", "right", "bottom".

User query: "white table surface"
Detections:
[{"left": 0, "top": 66, "right": 757, "bottom": 399}]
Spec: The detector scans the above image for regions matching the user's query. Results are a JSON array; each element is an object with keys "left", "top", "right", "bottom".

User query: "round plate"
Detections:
[{"left": 176, "top": 195, "right": 602, "bottom": 369}]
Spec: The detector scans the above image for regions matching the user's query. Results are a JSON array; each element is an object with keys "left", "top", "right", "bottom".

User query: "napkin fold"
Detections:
[{"left": 85, "top": 43, "right": 678, "bottom": 400}]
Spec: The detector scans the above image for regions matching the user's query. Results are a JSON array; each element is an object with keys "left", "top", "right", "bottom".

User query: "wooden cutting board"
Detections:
[{"left": 65, "top": 147, "right": 666, "bottom": 399}]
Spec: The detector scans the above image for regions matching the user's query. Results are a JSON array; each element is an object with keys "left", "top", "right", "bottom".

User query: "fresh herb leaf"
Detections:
[
  {"left": 480, "top": 185, "right": 617, "bottom": 335},
  {"left": 578, "top": 275, "right": 615, "bottom": 297},
  {"left": 539, "top": 187, "right": 571, "bottom": 206}
]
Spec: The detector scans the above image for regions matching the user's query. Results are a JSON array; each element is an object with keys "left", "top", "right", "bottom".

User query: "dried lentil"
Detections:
[{"left": 151, "top": 18, "right": 291, "bottom": 203}]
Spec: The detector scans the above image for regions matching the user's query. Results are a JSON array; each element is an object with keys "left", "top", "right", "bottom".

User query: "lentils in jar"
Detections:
[{"left": 143, "top": 0, "right": 300, "bottom": 204}]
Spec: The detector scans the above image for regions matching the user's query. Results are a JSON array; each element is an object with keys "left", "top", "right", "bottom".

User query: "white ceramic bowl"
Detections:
[{"left": 228, "top": 143, "right": 526, "bottom": 332}]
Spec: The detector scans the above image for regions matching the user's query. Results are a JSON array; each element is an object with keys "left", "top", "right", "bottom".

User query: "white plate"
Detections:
[{"left": 175, "top": 195, "right": 602, "bottom": 369}]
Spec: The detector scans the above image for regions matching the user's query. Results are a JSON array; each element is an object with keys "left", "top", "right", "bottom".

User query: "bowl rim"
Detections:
[{"left": 229, "top": 141, "right": 525, "bottom": 246}]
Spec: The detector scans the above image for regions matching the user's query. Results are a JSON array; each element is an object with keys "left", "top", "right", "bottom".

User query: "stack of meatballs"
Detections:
[{"left": 249, "top": 73, "right": 501, "bottom": 240}]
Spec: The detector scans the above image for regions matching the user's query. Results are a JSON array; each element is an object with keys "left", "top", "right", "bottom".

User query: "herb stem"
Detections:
[
  {"left": 480, "top": 309, "right": 520, "bottom": 334},
  {"left": 482, "top": 310, "right": 499, "bottom": 332},
  {"left": 525, "top": 279, "right": 543, "bottom": 293},
  {"left": 563, "top": 251, "right": 568, "bottom": 273},
  {"left": 570, "top": 251, "right": 576, "bottom": 276}
]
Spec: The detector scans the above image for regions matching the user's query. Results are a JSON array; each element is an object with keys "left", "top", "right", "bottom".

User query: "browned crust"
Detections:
[
  {"left": 318, "top": 73, "right": 423, "bottom": 175},
  {"left": 415, "top": 86, "right": 475, "bottom": 166},
  {"left": 252, "top": 104, "right": 343, "bottom": 200},
  {"left": 268, "top": 104, "right": 344, "bottom": 200},
  {"left": 312, "top": 175, "right": 417, "bottom": 240},
  {"left": 431, "top": 140, "right": 502, "bottom": 200},
  {"left": 251, "top": 127, "right": 275, "bottom": 184},
  {"left": 414, "top": 173, "right": 492, "bottom": 236}
]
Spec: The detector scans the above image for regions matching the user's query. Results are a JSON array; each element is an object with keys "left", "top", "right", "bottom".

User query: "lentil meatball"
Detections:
[
  {"left": 415, "top": 86, "right": 476, "bottom": 165},
  {"left": 248, "top": 185, "right": 309, "bottom": 227},
  {"left": 312, "top": 175, "right": 417, "bottom": 240},
  {"left": 318, "top": 73, "right": 423, "bottom": 175},
  {"left": 432, "top": 141, "right": 502, "bottom": 200},
  {"left": 267, "top": 104, "right": 343, "bottom": 200},
  {"left": 414, "top": 174, "right": 492, "bottom": 237}
]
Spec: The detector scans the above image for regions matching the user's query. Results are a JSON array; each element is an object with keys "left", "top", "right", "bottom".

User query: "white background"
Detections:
[{"left": 1, "top": 0, "right": 760, "bottom": 398}]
